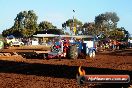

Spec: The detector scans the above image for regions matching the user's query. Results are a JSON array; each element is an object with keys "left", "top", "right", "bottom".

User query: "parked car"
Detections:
[{"left": 11, "top": 41, "right": 24, "bottom": 47}]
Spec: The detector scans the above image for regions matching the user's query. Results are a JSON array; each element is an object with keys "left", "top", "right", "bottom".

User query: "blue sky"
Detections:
[{"left": 0, "top": 0, "right": 132, "bottom": 35}]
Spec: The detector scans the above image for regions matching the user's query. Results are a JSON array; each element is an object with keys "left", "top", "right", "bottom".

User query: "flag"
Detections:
[
  {"left": 73, "top": 10, "right": 75, "bottom": 12},
  {"left": 73, "top": 27, "right": 76, "bottom": 34}
]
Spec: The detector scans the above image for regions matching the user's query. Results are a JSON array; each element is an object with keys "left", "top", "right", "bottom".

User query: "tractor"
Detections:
[{"left": 47, "top": 35, "right": 96, "bottom": 59}]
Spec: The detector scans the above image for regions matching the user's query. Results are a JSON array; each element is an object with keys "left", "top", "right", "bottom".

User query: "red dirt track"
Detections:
[{"left": 0, "top": 49, "right": 132, "bottom": 88}]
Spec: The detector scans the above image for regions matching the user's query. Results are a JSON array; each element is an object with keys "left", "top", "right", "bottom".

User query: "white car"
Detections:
[{"left": 11, "top": 41, "right": 24, "bottom": 46}]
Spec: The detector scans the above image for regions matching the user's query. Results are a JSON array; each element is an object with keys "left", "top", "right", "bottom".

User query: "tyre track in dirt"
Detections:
[{"left": 0, "top": 49, "right": 132, "bottom": 88}]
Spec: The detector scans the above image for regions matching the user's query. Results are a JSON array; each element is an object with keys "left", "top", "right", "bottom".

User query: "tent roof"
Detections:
[{"left": 33, "top": 34, "right": 94, "bottom": 38}]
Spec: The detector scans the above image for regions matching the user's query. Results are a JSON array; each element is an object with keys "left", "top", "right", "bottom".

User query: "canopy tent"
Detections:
[
  {"left": 33, "top": 34, "right": 59, "bottom": 38},
  {"left": 33, "top": 34, "right": 94, "bottom": 39}
]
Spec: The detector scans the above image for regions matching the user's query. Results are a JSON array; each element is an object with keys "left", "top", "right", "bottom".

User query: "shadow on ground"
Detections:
[{"left": 0, "top": 60, "right": 131, "bottom": 88}]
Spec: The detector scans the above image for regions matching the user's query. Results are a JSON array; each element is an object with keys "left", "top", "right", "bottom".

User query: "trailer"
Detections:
[{"left": 0, "top": 44, "right": 51, "bottom": 60}]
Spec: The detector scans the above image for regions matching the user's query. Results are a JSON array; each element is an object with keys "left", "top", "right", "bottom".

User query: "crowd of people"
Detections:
[{"left": 97, "top": 40, "right": 131, "bottom": 51}]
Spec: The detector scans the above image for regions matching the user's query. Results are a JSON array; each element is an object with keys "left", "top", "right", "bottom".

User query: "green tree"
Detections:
[
  {"left": 109, "top": 28, "right": 124, "bottom": 40},
  {"left": 95, "top": 12, "right": 119, "bottom": 36},
  {"left": 119, "top": 27, "right": 130, "bottom": 41},
  {"left": 62, "top": 18, "right": 82, "bottom": 35},
  {"left": 15, "top": 10, "right": 38, "bottom": 37},
  {"left": 38, "top": 21, "right": 57, "bottom": 31},
  {"left": 108, "top": 27, "right": 130, "bottom": 41},
  {"left": 2, "top": 29, "right": 9, "bottom": 37},
  {"left": 2, "top": 10, "right": 38, "bottom": 37},
  {"left": 82, "top": 22, "right": 95, "bottom": 35}
]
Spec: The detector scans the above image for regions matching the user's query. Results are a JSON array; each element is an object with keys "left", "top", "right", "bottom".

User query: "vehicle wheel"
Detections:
[
  {"left": 89, "top": 50, "right": 95, "bottom": 58},
  {"left": 89, "top": 50, "right": 93, "bottom": 58},
  {"left": 92, "top": 50, "right": 95, "bottom": 58},
  {"left": 86, "top": 47, "right": 89, "bottom": 55},
  {"left": 10, "top": 42, "right": 13, "bottom": 47},
  {"left": 68, "top": 45, "right": 78, "bottom": 59},
  {"left": 20, "top": 43, "right": 23, "bottom": 46}
]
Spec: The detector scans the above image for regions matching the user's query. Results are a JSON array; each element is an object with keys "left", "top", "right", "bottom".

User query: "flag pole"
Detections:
[{"left": 73, "top": 10, "right": 75, "bottom": 35}]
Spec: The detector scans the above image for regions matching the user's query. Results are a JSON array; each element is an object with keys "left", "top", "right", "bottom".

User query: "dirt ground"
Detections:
[{"left": 0, "top": 49, "right": 132, "bottom": 88}]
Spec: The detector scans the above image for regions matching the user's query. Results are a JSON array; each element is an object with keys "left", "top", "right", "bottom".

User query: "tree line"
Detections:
[{"left": 2, "top": 10, "right": 130, "bottom": 41}]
